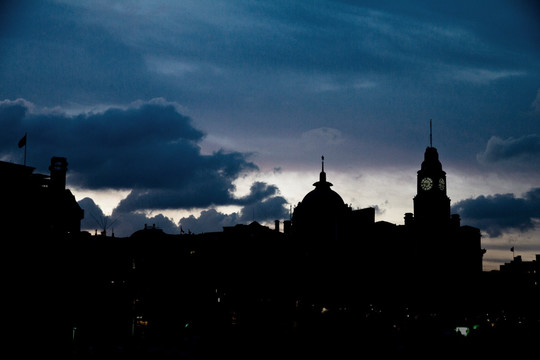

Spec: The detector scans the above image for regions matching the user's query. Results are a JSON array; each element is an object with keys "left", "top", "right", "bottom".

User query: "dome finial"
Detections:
[
  {"left": 319, "top": 155, "right": 327, "bottom": 184},
  {"left": 313, "top": 155, "right": 332, "bottom": 187}
]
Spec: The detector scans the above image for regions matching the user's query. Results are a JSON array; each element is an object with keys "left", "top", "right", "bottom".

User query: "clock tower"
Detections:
[{"left": 413, "top": 123, "right": 451, "bottom": 227}]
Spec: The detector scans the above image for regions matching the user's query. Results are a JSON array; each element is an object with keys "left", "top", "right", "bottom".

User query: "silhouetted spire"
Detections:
[
  {"left": 430, "top": 119, "right": 433, "bottom": 148},
  {"left": 313, "top": 155, "right": 332, "bottom": 187},
  {"left": 422, "top": 120, "right": 442, "bottom": 171},
  {"left": 320, "top": 155, "right": 326, "bottom": 183}
]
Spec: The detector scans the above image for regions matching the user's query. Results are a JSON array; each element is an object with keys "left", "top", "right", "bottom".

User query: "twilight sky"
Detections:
[{"left": 1, "top": 0, "right": 539, "bottom": 270}]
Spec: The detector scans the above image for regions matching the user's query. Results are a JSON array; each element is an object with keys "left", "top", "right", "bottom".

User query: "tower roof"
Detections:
[
  {"left": 420, "top": 120, "right": 443, "bottom": 171},
  {"left": 420, "top": 146, "right": 443, "bottom": 172}
]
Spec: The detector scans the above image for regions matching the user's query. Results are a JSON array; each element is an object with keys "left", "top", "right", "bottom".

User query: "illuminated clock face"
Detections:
[
  {"left": 420, "top": 177, "right": 433, "bottom": 191},
  {"left": 439, "top": 178, "right": 445, "bottom": 190}
]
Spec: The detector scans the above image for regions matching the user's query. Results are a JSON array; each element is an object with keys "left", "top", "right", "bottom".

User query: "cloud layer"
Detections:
[
  {"left": 2, "top": 0, "right": 538, "bottom": 171},
  {"left": 1, "top": 1, "right": 539, "bottom": 261},
  {"left": 0, "top": 98, "right": 251, "bottom": 197},
  {"left": 452, "top": 187, "right": 540, "bottom": 237},
  {"left": 0, "top": 99, "right": 289, "bottom": 236},
  {"left": 477, "top": 134, "right": 540, "bottom": 167},
  {"left": 179, "top": 194, "right": 289, "bottom": 234}
]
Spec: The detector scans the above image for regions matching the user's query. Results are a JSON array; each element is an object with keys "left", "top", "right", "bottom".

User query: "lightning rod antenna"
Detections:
[{"left": 429, "top": 119, "right": 433, "bottom": 147}]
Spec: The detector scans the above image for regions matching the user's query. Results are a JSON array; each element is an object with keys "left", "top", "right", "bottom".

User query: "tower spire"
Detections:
[
  {"left": 429, "top": 119, "right": 433, "bottom": 148},
  {"left": 314, "top": 155, "right": 331, "bottom": 186}
]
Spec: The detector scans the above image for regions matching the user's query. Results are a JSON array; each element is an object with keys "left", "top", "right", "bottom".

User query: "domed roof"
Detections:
[
  {"left": 300, "top": 157, "right": 345, "bottom": 210},
  {"left": 301, "top": 179, "right": 345, "bottom": 209}
]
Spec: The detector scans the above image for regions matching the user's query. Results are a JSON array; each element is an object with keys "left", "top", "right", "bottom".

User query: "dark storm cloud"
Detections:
[
  {"left": 238, "top": 195, "right": 290, "bottom": 223},
  {"left": 114, "top": 180, "right": 279, "bottom": 213},
  {"left": 133, "top": 1, "right": 533, "bottom": 77},
  {"left": 477, "top": 134, "right": 540, "bottom": 167},
  {"left": 452, "top": 188, "right": 540, "bottom": 237},
  {"left": 0, "top": 99, "right": 207, "bottom": 187},
  {"left": 78, "top": 197, "right": 106, "bottom": 231},
  {"left": 78, "top": 197, "right": 179, "bottom": 236},
  {"left": 1, "top": 0, "right": 539, "bottom": 240},
  {"left": 1, "top": 98, "right": 289, "bottom": 235},
  {"left": 110, "top": 211, "right": 179, "bottom": 237},
  {"left": 173, "top": 183, "right": 289, "bottom": 234},
  {"left": 1, "top": 1, "right": 538, "bottom": 171},
  {"left": 235, "top": 182, "right": 281, "bottom": 205},
  {"left": 179, "top": 195, "right": 289, "bottom": 234},
  {"left": 0, "top": 98, "right": 270, "bottom": 211},
  {"left": 179, "top": 209, "right": 240, "bottom": 235},
  {"left": 0, "top": 1, "right": 152, "bottom": 105},
  {"left": 4, "top": 1, "right": 537, "bottom": 113}
]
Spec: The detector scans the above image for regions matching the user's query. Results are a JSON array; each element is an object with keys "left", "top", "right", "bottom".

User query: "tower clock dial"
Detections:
[
  {"left": 439, "top": 178, "right": 445, "bottom": 191},
  {"left": 420, "top": 177, "right": 433, "bottom": 191}
]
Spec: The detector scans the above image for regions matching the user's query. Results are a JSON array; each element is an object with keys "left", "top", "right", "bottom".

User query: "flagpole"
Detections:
[{"left": 24, "top": 133, "right": 27, "bottom": 166}]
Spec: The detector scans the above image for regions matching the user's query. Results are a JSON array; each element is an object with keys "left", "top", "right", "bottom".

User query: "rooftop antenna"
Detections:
[
  {"left": 89, "top": 211, "right": 119, "bottom": 236},
  {"left": 321, "top": 155, "right": 325, "bottom": 172},
  {"left": 429, "top": 119, "right": 433, "bottom": 148}
]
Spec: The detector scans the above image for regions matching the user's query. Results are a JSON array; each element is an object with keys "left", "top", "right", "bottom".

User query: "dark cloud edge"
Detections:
[
  {"left": 477, "top": 134, "right": 540, "bottom": 166},
  {"left": 452, "top": 187, "right": 540, "bottom": 238},
  {"left": 79, "top": 193, "right": 290, "bottom": 237},
  {"left": 0, "top": 98, "right": 290, "bottom": 236}
]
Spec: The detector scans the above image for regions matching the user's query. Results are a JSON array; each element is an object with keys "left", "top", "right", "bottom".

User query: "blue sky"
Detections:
[{"left": 1, "top": 0, "right": 539, "bottom": 270}]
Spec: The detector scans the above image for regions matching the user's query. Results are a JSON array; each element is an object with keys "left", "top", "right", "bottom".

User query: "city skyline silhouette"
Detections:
[
  {"left": 1, "top": 1, "right": 539, "bottom": 358},
  {"left": 1, "top": 143, "right": 538, "bottom": 358},
  {"left": 2, "top": 100, "right": 538, "bottom": 271},
  {"left": 1, "top": 1, "right": 539, "bottom": 272}
]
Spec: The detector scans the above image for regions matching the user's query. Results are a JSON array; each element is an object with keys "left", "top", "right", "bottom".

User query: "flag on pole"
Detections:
[
  {"left": 18, "top": 133, "right": 27, "bottom": 148},
  {"left": 510, "top": 246, "right": 514, "bottom": 252}
]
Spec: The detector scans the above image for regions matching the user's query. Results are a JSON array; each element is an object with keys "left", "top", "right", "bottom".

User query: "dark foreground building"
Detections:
[
  {"left": 1, "top": 156, "right": 83, "bottom": 239},
  {"left": 1, "top": 157, "right": 83, "bottom": 357},
  {"left": 0, "top": 148, "right": 538, "bottom": 358},
  {"left": 69, "top": 144, "right": 537, "bottom": 358}
]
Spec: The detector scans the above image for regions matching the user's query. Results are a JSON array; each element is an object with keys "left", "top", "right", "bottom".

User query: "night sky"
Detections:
[{"left": 1, "top": 1, "right": 539, "bottom": 270}]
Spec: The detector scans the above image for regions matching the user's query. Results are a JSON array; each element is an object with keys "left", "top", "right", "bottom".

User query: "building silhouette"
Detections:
[
  {"left": 0, "top": 147, "right": 537, "bottom": 357},
  {"left": 1, "top": 156, "right": 83, "bottom": 356},
  {"left": 290, "top": 145, "right": 482, "bottom": 312},
  {"left": 1, "top": 156, "right": 83, "bottom": 240}
]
